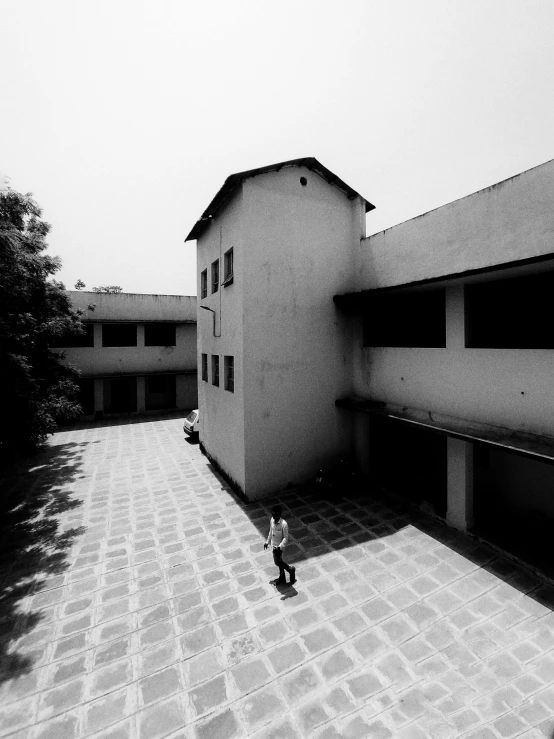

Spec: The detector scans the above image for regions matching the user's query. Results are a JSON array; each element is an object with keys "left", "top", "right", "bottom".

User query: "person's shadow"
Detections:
[{"left": 270, "top": 581, "right": 299, "bottom": 601}]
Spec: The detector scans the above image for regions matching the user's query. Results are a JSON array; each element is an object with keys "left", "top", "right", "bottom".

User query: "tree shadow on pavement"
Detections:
[
  {"left": 0, "top": 441, "right": 87, "bottom": 684},
  {"left": 232, "top": 479, "right": 554, "bottom": 619}
]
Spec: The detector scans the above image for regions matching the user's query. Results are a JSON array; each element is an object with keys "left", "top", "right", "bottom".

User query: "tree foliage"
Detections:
[
  {"left": 91, "top": 285, "right": 122, "bottom": 293},
  {"left": 0, "top": 188, "right": 83, "bottom": 457}
]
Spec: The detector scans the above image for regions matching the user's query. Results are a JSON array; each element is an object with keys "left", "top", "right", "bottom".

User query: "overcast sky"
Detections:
[{"left": 2, "top": 0, "right": 554, "bottom": 296}]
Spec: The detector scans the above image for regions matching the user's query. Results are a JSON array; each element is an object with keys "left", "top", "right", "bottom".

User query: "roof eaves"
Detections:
[{"left": 185, "top": 157, "right": 374, "bottom": 242}]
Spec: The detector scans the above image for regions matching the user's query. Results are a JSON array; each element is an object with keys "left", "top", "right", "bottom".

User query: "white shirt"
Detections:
[{"left": 267, "top": 517, "right": 288, "bottom": 550}]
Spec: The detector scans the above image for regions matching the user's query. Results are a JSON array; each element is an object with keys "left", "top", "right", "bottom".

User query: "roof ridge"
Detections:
[{"left": 185, "top": 157, "right": 374, "bottom": 242}]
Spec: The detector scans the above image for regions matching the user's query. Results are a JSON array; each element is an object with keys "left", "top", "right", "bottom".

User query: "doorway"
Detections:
[
  {"left": 370, "top": 416, "right": 447, "bottom": 517},
  {"left": 104, "top": 377, "right": 137, "bottom": 414}
]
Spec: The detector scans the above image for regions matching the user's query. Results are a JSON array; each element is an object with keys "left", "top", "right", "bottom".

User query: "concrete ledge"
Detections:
[
  {"left": 336, "top": 396, "right": 554, "bottom": 464},
  {"left": 79, "top": 369, "right": 198, "bottom": 379}
]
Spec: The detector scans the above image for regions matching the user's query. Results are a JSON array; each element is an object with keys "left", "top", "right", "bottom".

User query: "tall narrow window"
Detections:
[
  {"left": 200, "top": 269, "right": 207, "bottom": 299},
  {"left": 223, "top": 248, "right": 234, "bottom": 286},
  {"left": 224, "top": 355, "right": 234, "bottom": 392},
  {"left": 211, "top": 259, "right": 219, "bottom": 293},
  {"left": 201, "top": 353, "right": 208, "bottom": 382},
  {"left": 212, "top": 355, "right": 219, "bottom": 387}
]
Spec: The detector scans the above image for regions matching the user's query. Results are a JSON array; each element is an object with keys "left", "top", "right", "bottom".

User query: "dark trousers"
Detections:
[{"left": 273, "top": 547, "right": 292, "bottom": 580}]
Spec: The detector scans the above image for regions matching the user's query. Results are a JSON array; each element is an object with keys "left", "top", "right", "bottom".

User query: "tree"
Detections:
[
  {"left": 0, "top": 188, "right": 83, "bottom": 457},
  {"left": 91, "top": 285, "right": 122, "bottom": 293}
]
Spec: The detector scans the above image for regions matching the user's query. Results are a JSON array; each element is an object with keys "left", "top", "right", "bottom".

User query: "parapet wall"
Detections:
[
  {"left": 69, "top": 291, "right": 197, "bottom": 322},
  {"left": 357, "top": 157, "right": 554, "bottom": 290}
]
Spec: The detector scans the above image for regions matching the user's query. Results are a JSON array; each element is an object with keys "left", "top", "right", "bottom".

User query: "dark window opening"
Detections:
[
  {"left": 201, "top": 353, "right": 208, "bottom": 382},
  {"left": 211, "top": 259, "right": 219, "bottom": 293},
  {"left": 147, "top": 375, "right": 166, "bottom": 393},
  {"left": 212, "top": 355, "right": 219, "bottom": 386},
  {"left": 102, "top": 323, "right": 137, "bottom": 347},
  {"left": 363, "top": 289, "right": 446, "bottom": 348},
  {"left": 145, "top": 323, "right": 176, "bottom": 346},
  {"left": 224, "top": 355, "right": 234, "bottom": 392},
  {"left": 201, "top": 269, "right": 208, "bottom": 299},
  {"left": 223, "top": 248, "right": 234, "bottom": 286},
  {"left": 146, "top": 374, "right": 176, "bottom": 410},
  {"left": 105, "top": 376, "right": 137, "bottom": 413},
  {"left": 51, "top": 323, "right": 94, "bottom": 348},
  {"left": 465, "top": 271, "right": 554, "bottom": 348},
  {"left": 77, "top": 378, "right": 95, "bottom": 415}
]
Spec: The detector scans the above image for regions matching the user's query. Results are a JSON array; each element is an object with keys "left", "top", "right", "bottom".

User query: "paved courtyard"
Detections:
[{"left": 1, "top": 413, "right": 554, "bottom": 738}]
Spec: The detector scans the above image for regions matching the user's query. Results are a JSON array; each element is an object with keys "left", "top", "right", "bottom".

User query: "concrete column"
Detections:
[
  {"left": 357, "top": 196, "right": 367, "bottom": 240},
  {"left": 93, "top": 379, "right": 104, "bottom": 415},
  {"left": 93, "top": 323, "right": 102, "bottom": 347},
  {"left": 446, "top": 436, "right": 474, "bottom": 531},
  {"left": 353, "top": 413, "right": 372, "bottom": 476},
  {"left": 445, "top": 285, "right": 465, "bottom": 350},
  {"left": 137, "top": 376, "right": 146, "bottom": 413},
  {"left": 137, "top": 323, "right": 145, "bottom": 347}
]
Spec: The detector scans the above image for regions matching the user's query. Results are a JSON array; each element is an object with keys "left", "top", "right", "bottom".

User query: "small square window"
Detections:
[
  {"left": 224, "top": 355, "right": 234, "bottom": 392},
  {"left": 223, "top": 248, "right": 234, "bottom": 286},
  {"left": 212, "top": 355, "right": 219, "bottom": 386},
  {"left": 201, "top": 353, "right": 208, "bottom": 382},
  {"left": 201, "top": 269, "right": 208, "bottom": 299},
  {"left": 211, "top": 260, "right": 219, "bottom": 293}
]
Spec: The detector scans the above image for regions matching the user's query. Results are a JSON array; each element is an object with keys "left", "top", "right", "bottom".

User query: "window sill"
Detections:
[{"left": 222, "top": 275, "right": 234, "bottom": 287}]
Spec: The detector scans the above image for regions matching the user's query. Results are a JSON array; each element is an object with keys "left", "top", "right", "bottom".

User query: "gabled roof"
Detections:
[{"left": 185, "top": 157, "right": 375, "bottom": 242}]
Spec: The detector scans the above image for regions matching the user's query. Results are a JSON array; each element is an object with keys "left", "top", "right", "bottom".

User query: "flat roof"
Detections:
[
  {"left": 185, "top": 157, "right": 375, "bottom": 242},
  {"left": 334, "top": 250, "right": 554, "bottom": 312}
]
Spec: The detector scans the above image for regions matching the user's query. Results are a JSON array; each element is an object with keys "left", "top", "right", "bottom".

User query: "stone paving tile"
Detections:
[{"left": 3, "top": 412, "right": 554, "bottom": 737}]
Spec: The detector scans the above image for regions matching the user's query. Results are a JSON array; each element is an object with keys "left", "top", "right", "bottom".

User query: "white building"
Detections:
[
  {"left": 187, "top": 156, "right": 554, "bottom": 549},
  {"left": 53, "top": 291, "right": 198, "bottom": 418},
  {"left": 187, "top": 158, "right": 371, "bottom": 499}
]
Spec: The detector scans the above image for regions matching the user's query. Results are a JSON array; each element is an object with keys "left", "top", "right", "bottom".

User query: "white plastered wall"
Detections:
[
  {"left": 354, "top": 285, "right": 554, "bottom": 440},
  {"left": 68, "top": 291, "right": 197, "bottom": 322},
  {"left": 196, "top": 191, "right": 246, "bottom": 492},
  {"left": 241, "top": 166, "right": 363, "bottom": 499},
  {"left": 60, "top": 322, "right": 197, "bottom": 376},
  {"left": 353, "top": 158, "right": 554, "bottom": 440},
  {"left": 357, "top": 157, "right": 554, "bottom": 290}
]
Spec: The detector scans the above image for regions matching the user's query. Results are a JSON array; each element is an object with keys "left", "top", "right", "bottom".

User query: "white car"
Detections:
[{"left": 183, "top": 409, "right": 200, "bottom": 437}]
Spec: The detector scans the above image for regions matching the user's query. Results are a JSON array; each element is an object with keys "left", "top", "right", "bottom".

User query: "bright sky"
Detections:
[{"left": 2, "top": 1, "right": 554, "bottom": 297}]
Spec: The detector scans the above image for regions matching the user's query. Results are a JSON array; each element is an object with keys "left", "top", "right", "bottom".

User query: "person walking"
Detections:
[{"left": 264, "top": 504, "right": 296, "bottom": 586}]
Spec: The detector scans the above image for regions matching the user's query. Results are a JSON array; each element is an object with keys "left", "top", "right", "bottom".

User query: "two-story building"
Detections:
[
  {"left": 52, "top": 291, "right": 198, "bottom": 418},
  {"left": 186, "top": 156, "right": 554, "bottom": 563}
]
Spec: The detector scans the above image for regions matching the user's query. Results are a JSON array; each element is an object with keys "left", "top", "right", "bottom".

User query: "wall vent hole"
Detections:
[{"left": 300, "top": 177, "right": 307, "bottom": 186}]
